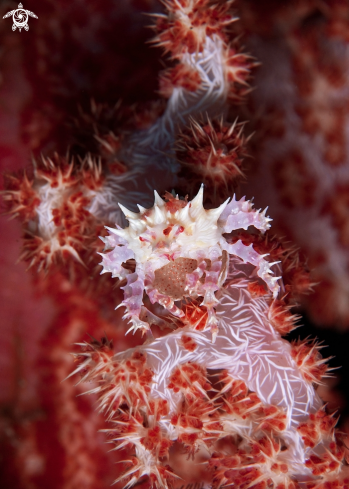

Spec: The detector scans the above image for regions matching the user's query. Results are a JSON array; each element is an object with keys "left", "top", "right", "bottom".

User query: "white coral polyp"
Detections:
[{"left": 100, "top": 185, "right": 279, "bottom": 339}]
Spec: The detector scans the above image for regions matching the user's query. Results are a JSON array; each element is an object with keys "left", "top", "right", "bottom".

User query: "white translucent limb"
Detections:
[
  {"left": 218, "top": 195, "right": 272, "bottom": 233},
  {"left": 121, "top": 266, "right": 150, "bottom": 335},
  {"left": 99, "top": 239, "right": 134, "bottom": 280},
  {"left": 185, "top": 252, "right": 226, "bottom": 341},
  {"left": 223, "top": 239, "right": 280, "bottom": 298}
]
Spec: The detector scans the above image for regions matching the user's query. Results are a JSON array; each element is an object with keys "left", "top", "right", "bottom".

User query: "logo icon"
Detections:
[{"left": 3, "top": 3, "right": 38, "bottom": 32}]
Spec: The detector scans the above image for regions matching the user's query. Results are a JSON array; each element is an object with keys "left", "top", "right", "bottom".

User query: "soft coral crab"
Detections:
[{"left": 100, "top": 185, "right": 279, "bottom": 339}]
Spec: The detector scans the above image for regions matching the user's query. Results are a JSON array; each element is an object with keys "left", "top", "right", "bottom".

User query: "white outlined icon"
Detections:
[{"left": 3, "top": 3, "right": 38, "bottom": 32}]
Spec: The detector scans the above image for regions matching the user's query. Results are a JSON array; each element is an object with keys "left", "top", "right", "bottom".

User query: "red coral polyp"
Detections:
[
  {"left": 152, "top": 0, "right": 235, "bottom": 57},
  {"left": 168, "top": 362, "right": 211, "bottom": 398},
  {"left": 3, "top": 171, "right": 41, "bottom": 221},
  {"left": 159, "top": 63, "right": 201, "bottom": 98},
  {"left": 291, "top": 339, "right": 331, "bottom": 385},
  {"left": 176, "top": 117, "right": 247, "bottom": 200},
  {"left": 5, "top": 154, "right": 105, "bottom": 272}
]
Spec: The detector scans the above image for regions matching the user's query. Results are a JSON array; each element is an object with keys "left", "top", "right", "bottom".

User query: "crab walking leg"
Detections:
[
  {"left": 121, "top": 266, "right": 150, "bottom": 334},
  {"left": 185, "top": 249, "right": 228, "bottom": 340},
  {"left": 218, "top": 195, "right": 273, "bottom": 233},
  {"left": 100, "top": 227, "right": 134, "bottom": 277},
  {"left": 224, "top": 240, "right": 280, "bottom": 298}
]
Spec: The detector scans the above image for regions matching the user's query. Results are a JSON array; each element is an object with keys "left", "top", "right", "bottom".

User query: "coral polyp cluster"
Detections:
[
  {"left": 3, "top": 155, "right": 104, "bottom": 270},
  {"left": 152, "top": 0, "right": 235, "bottom": 57},
  {"left": 176, "top": 117, "right": 247, "bottom": 200}
]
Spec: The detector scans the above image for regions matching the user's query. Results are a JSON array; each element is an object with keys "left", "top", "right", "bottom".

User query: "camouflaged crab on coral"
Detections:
[
  {"left": 100, "top": 184, "right": 277, "bottom": 340},
  {"left": 73, "top": 186, "right": 349, "bottom": 489},
  {"left": 3, "top": 1, "right": 349, "bottom": 489}
]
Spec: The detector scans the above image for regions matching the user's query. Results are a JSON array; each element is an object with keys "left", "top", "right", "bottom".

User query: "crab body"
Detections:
[{"left": 101, "top": 185, "right": 278, "bottom": 339}]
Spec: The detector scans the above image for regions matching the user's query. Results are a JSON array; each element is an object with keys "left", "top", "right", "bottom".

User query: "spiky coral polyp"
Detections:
[
  {"left": 4, "top": 155, "right": 104, "bottom": 271},
  {"left": 152, "top": 0, "right": 235, "bottom": 57},
  {"left": 73, "top": 341, "right": 154, "bottom": 421},
  {"left": 291, "top": 339, "right": 331, "bottom": 385},
  {"left": 3, "top": 172, "right": 41, "bottom": 221},
  {"left": 176, "top": 117, "right": 247, "bottom": 200},
  {"left": 159, "top": 63, "right": 201, "bottom": 98}
]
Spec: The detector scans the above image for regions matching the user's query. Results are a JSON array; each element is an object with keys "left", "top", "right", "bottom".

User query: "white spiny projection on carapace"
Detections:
[{"left": 100, "top": 185, "right": 278, "bottom": 339}]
